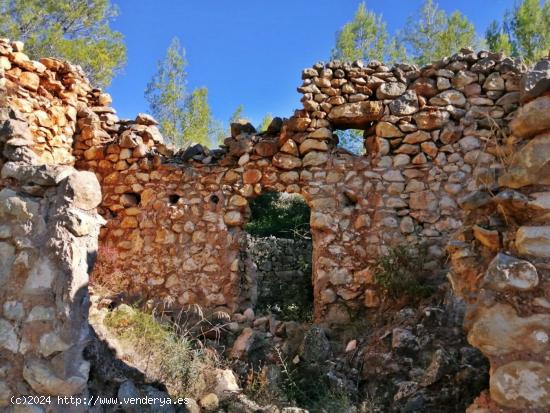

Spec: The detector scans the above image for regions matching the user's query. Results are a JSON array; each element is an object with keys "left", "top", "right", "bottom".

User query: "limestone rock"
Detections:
[
  {"left": 389, "top": 90, "right": 419, "bottom": 116},
  {"left": 520, "top": 59, "right": 550, "bottom": 102},
  {"left": 0, "top": 318, "right": 18, "bottom": 353},
  {"left": 19, "top": 71, "right": 40, "bottom": 91},
  {"left": 430, "top": 90, "right": 466, "bottom": 107},
  {"left": 472, "top": 225, "right": 499, "bottom": 250},
  {"left": 299, "top": 139, "right": 328, "bottom": 154},
  {"left": 490, "top": 361, "right": 550, "bottom": 409},
  {"left": 515, "top": 226, "right": 550, "bottom": 258},
  {"left": 230, "top": 120, "right": 256, "bottom": 137},
  {"left": 509, "top": 96, "right": 550, "bottom": 139},
  {"left": 224, "top": 211, "right": 244, "bottom": 226},
  {"left": 376, "top": 121, "right": 404, "bottom": 138},
  {"left": 301, "top": 326, "right": 331, "bottom": 364},
  {"left": 413, "top": 110, "right": 450, "bottom": 130},
  {"left": 468, "top": 303, "right": 550, "bottom": 356},
  {"left": 199, "top": 393, "right": 219, "bottom": 411},
  {"left": 23, "top": 359, "right": 87, "bottom": 396},
  {"left": 213, "top": 369, "right": 240, "bottom": 400},
  {"left": 376, "top": 82, "right": 407, "bottom": 99},
  {"left": 135, "top": 113, "right": 158, "bottom": 126},
  {"left": 64, "top": 171, "right": 102, "bottom": 210},
  {"left": 254, "top": 140, "right": 279, "bottom": 157},
  {"left": 484, "top": 253, "right": 538, "bottom": 291},
  {"left": 307, "top": 127, "right": 332, "bottom": 139},
  {"left": 0, "top": 242, "right": 15, "bottom": 286},
  {"left": 302, "top": 150, "right": 328, "bottom": 167},
  {"left": 272, "top": 152, "right": 302, "bottom": 170},
  {"left": 498, "top": 133, "right": 550, "bottom": 188},
  {"left": 327, "top": 101, "right": 383, "bottom": 128}
]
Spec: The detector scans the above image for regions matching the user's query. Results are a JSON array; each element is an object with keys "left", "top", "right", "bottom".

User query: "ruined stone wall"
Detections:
[
  {"left": 0, "top": 39, "right": 104, "bottom": 410},
  {"left": 245, "top": 235, "right": 313, "bottom": 318},
  {"left": 1, "top": 36, "right": 549, "bottom": 411},
  {"left": 448, "top": 60, "right": 550, "bottom": 412},
  {"left": 0, "top": 36, "right": 530, "bottom": 327},
  {"left": 85, "top": 48, "right": 526, "bottom": 324}
]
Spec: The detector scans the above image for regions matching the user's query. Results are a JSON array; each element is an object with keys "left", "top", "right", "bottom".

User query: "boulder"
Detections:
[
  {"left": 490, "top": 361, "right": 550, "bottom": 409},
  {"left": 468, "top": 303, "right": 550, "bottom": 356},
  {"left": 272, "top": 152, "right": 302, "bottom": 170},
  {"left": 135, "top": 113, "right": 158, "bottom": 126},
  {"left": 230, "top": 120, "right": 256, "bottom": 137},
  {"left": 509, "top": 96, "right": 550, "bottom": 139},
  {"left": 63, "top": 171, "right": 102, "bottom": 210},
  {"left": 327, "top": 101, "right": 383, "bottom": 128},
  {"left": 389, "top": 90, "right": 419, "bottom": 115},
  {"left": 499, "top": 133, "right": 550, "bottom": 188},
  {"left": 520, "top": 59, "right": 550, "bottom": 102},
  {"left": 484, "top": 253, "right": 538, "bottom": 291},
  {"left": 413, "top": 110, "right": 450, "bottom": 130},
  {"left": 515, "top": 226, "right": 550, "bottom": 258},
  {"left": 376, "top": 82, "right": 407, "bottom": 99},
  {"left": 302, "top": 150, "right": 328, "bottom": 166}
]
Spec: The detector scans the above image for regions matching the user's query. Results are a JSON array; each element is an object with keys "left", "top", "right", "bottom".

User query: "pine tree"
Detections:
[
  {"left": 229, "top": 104, "right": 245, "bottom": 123},
  {"left": 258, "top": 113, "right": 273, "bottom": 132},
  {"left": 508, "top": 0, "right": 550, "bottom": 62},
  {"left": 144, "top": 37, "right": 187, "bottom": 147},
  {"left": 182, "top": 87, "right": 213, "bottom": 147},
  {"left": 401, "top": 0, "right": 477, "bottom": 66},
  {"left": 0, "top": 0, "right": 126, "bottom": 87},
  {"left": 485, "top": 20, "right": 513, "bottom": 55},
  {"left": 332, "top": 2, "right": 400, "bottom": 63}
]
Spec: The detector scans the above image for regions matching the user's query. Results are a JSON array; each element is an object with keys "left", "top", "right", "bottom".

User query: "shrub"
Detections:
[
  {"left": 372, "top": 244, "right": 434, "bottom": 299},
  {"left": 245, "top": 192, "right": 310, "bottom": 239},
  {"left": 104, "top": 305, "right": 216, "bottom": 398}
]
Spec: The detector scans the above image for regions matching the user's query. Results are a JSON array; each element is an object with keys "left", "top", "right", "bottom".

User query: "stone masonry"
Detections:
[
  {"left": 0, "top": 40, "right": 105, "bottom": 411},
  {"left": 448, "top": 59, "right": 550, "bottom": 412},
  {"left": 0, "top": 36, "right": 549, "bottom": 411}
]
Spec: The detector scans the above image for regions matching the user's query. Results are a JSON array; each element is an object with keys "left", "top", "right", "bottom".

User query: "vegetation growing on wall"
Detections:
[{"left": 373, "top": 244, "right": 434, "bottom": 299}]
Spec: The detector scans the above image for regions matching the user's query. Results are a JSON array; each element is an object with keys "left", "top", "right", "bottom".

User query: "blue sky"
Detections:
[{"left": 107, "top": 0, "right": 515, "bottom": 126}]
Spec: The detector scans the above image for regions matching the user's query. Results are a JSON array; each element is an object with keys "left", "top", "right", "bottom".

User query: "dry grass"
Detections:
[{"left": 104, "top": 304, "right": 220, "bottom": 399}]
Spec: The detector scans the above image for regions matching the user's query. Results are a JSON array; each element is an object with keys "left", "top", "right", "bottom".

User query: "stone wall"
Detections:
[
  {"left": 245, "top": 235, "right": 313, "bottom": 319},
  {"left": 2, "top": 36, "right": 549, "bottom": 410},
  {"left": 84, "top": 48, "right": 526, "bottom": 324},
  {"left": 448, "top": 59, "right": 550, "bottom": 412},
  {"left": 0, "top": 39, "right": 104, "bottom": 410},
  {"left": 0, "top": 37, "right": 532, "bottom": 325}
]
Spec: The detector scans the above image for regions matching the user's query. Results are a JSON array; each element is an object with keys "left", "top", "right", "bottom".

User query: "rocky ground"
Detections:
[{"left": 85, "top": 275, "right": 488, "bottom": 413}]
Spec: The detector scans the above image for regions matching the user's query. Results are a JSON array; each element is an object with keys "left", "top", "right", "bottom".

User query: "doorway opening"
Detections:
[{"left": 244, "top": 192, "right": 313, "bottom": 321}]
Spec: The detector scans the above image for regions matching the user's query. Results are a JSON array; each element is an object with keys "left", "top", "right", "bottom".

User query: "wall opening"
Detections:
[{"left": 243, "top": 192, "right": 313, "bottom": 321}]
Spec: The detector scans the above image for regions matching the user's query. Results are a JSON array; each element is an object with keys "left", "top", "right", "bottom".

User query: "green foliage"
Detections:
[
  {"left": 0, "top": 0, "right": 126, "bottom": 88},
  {"left": 276, "top": 349, "right": 352, "bottom": 413},
  {"left": 229, "top": 104, "right": 246, "bottom": 123},
  {"left": 332, "top": 2, "right": 404, "bottom": 63},
  {"left": 245, "top": 192, "right": 310, "bottom": 239},
  {"left": 488, "top": 0, "right": 550, "bottom": 62},
  {"left": 373, "top": 244, "right": 434, "bottom": 299},
  {"left": 258, "top": 113, "right": 273, "bottom": 132},
  {"left": 145, "top": 37, "right": 187, "bottom": 147},
  {"left": 181, "top": 87, "right": 212, "bottom": 146},
  {"left": 104, "top": 305, "right": 210, "bottom": 398},
  {"left": 145, "top": 37, "right": 221, "bottom": 148},
  {"left": 400, "top": 0, "right": 477, "bottom": 65},
  {"left": 485, "top": 20, "right": 514, "bottom": 56},
  {"left": 333, "top": 0, "right": 479, "bottom": 66}
]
